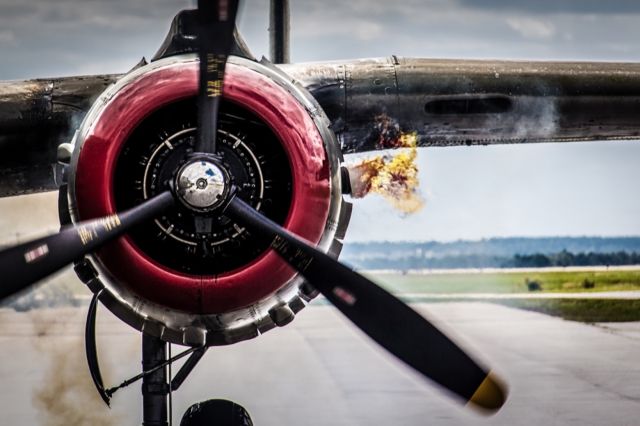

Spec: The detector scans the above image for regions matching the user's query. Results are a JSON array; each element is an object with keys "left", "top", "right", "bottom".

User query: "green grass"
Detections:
[
  {"left": 366, "top": 270, "right": 640, "bottom": 294},
  {"left": 390, "top": 296, "right": 640, "bottom": 323},
  {"left": 364, "top": 270, "right": 640, "bottom": 323},
  {"left": 492, "top": 299, "right": 640, "bottom": 323}
]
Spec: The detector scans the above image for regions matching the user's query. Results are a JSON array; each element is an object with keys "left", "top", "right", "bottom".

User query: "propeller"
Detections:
[
  {"left": 0, "top": 0, "right": 508, "bottom": 415},
  {"left": 0, "top": 190, "right": 174, "bottom": 301},
  {"left": 224, "top": 195, "right": 507, "bottom": 412},
  {"left": 195, "top": 0, "right": 240, "bottom": 154}
]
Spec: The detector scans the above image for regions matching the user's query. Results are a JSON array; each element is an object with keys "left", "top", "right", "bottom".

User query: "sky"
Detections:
[{"left": 0, "top": 0, "right": 639, "bottom": 242}]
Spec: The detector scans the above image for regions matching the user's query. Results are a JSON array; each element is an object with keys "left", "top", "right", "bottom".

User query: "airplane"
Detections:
[{"left": 1, "top": 1, "right": 639, "bottom": 424}]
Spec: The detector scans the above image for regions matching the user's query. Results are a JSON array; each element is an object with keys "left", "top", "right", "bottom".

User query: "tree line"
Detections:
[
  {"left": 346, "top": 250, "right": 640, "bottom": 270},
  {"left": 507, "top": 250, "right": 640, "bottom": 268}
]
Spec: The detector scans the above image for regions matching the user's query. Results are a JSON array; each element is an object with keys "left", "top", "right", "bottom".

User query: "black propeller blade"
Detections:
[
  {"left": 0, "top": 191, "right": 174, "bottom": 301},
  {"left": 225, "top": 196, "right": 507, "bottom": 412},
  {"left": 196, "top": 0, "right": 241, "bottom": 154}
]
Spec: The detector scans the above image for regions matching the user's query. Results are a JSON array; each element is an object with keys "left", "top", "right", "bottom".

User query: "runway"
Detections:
[{"left": 1, "top": 301, "right": 639, "bottom": 425}]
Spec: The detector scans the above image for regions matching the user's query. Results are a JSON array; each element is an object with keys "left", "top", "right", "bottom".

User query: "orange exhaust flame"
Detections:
[{"left": 347, "top": 129, "right": 424, "bottom": 215}]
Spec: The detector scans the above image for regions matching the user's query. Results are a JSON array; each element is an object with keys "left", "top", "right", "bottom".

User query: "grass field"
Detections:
[
  {"left": 391, "top": 296, "right": 640, "bottom": 323},
  {"left": 367, "top": 270, "right": 640, "bottom": 323},
  {"left": 366, "top": 270, "right": 640, "bottom": 294},
  {"left": 494, "top": 299, "right": 640, "bottom": 322}
]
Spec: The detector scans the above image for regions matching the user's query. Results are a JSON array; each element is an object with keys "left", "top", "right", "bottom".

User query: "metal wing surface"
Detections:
[
  {"left": 1, "top": 57, "right": 639, "bottom": 196},
  {"left": 282, "top": 57, "right": 640, "bottom": 152}
]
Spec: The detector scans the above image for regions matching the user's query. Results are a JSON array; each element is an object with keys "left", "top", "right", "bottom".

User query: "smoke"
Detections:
[
  {"left": 480, "top": 95, "right": 559, "bottom": 142},
  {"left": 512, "top": 97, "right": 557, "bottom": 140},
  {"left": 347, "top": 117, "right": 424, "bottom": 214},
  {"left": 29, "top": 309, "right": 119, "bottom": 426}
]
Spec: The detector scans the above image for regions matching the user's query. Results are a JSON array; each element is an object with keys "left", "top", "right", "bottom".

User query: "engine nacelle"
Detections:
[{"left": 64, "top": 55, "right": 350, "bottom": 346}]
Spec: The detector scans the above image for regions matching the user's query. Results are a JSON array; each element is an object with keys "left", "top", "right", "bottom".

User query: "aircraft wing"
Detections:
[
  {"left": 282, "top": 57, "right": 640, "bottom": 153},
  {"left": 0, "top": 75, "right": 119, "bottom": 196},
  {"left": 1, "top": 57, "right": 640, "bottom": 196}
]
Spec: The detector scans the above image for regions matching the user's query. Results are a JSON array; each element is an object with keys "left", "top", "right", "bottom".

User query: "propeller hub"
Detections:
[{"left": 175, "top": 158, "right": 230, "bottom": 212}]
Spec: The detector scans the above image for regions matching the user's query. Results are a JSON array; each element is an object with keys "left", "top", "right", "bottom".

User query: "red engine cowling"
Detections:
[{"left": 65, "top": 56, "right": 350, "bottom": 346}]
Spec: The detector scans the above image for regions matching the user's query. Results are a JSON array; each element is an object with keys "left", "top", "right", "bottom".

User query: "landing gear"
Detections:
[
  {"left": 140, "top": 334, "right": 252, "bottom": 426},
  {"left": 142, "top": 334, "right": 169, "bottom": 426}
]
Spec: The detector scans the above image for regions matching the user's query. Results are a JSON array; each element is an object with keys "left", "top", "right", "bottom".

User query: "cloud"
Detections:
[
  {"left": 0, "top": 30, "right": 15, "bottom": 46},
  {"left": 352, "top": 21, "right": 384, "bottom": 41},
  {"left": 457, "top": 0, "right": 640, "bottom": 14},
  {"left": 0, "top": 0, "right": 193, "bottom": 79},
  {"left": 0, "top": 0, "right": 190, "bottom": 24},
  {"left": 506, "top": 17, "right": 556, "bottom": 40}
]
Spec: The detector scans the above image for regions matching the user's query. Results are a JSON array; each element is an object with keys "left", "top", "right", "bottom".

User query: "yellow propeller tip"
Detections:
[{"left": 467, "top": 372, "right": 508, "bottom": 414}]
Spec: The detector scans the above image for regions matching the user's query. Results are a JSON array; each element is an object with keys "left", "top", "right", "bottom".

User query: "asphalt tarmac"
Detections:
[{"left": 1, "top": 302, "right": 639, "bottom": 425}]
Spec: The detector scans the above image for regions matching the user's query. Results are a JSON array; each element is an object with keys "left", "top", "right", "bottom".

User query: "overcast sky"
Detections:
[{"left": 0, "top": 0, "right": 639, "bottom": 242}]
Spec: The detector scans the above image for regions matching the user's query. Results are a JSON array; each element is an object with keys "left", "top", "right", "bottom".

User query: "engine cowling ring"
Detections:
[{"left": 66, "top": 55, "right": 348, "bottom": 346}]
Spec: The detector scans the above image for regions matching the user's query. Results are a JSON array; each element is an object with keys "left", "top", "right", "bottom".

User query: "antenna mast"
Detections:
[{"left": 269, "top": 0, "right": 290, "bottom": 63}]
